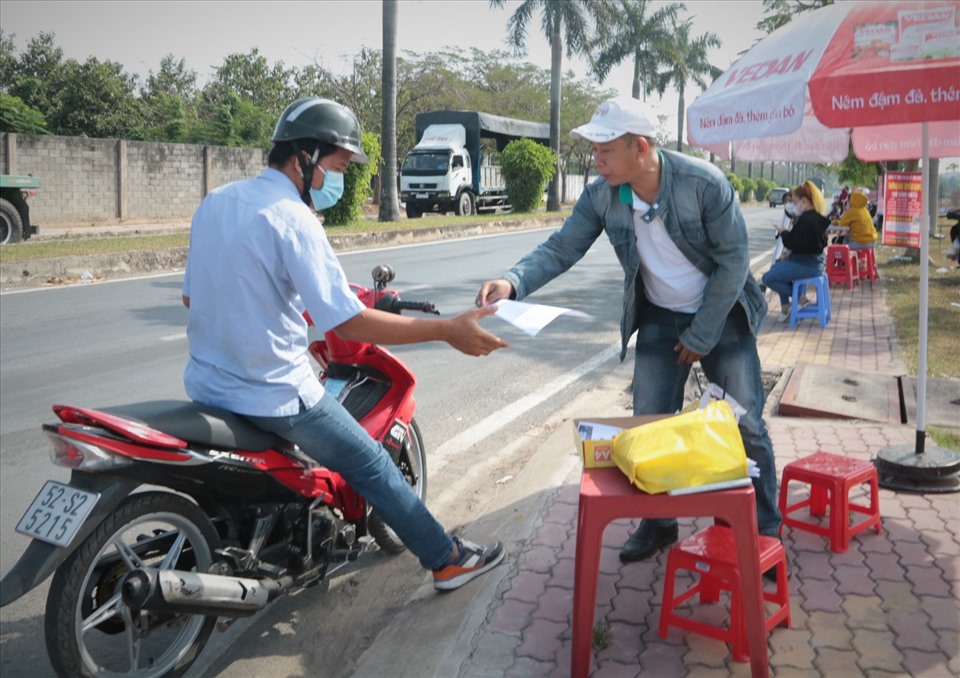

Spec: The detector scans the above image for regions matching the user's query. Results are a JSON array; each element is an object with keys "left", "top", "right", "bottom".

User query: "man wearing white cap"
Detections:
[{"left": 477, "top": 96, "right": 782, "bottom": 566}]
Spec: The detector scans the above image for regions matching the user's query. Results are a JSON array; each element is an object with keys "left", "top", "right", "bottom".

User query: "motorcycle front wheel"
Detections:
[
  {"left": 368, "top": 417, "right": 427, "bottom": 554},
  {"left": 44, "top": 491, "right": 220, "bottom": 678}
]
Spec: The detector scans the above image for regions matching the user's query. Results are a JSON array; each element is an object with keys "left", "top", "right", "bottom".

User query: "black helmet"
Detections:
[{"left": 272, "top": 97, "right": 369, "bottom": 164}]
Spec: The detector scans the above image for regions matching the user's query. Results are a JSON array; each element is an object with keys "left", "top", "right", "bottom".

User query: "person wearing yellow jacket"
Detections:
[{"left": 833, "top": 191, "right": 877, "bottom": 249}]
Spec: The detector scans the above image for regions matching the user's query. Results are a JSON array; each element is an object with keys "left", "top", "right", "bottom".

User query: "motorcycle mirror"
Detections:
[{"left": 372, "top": 265, "right": 395, "bottom": 286}]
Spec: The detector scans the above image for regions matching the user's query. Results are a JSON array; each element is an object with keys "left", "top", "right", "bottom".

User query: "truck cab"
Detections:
[
  {"left": 399, "top": 111, "right": 549, "bottom": 219},
  {"left": 400, "top": 124, "right": 477, "bottom": 218}
]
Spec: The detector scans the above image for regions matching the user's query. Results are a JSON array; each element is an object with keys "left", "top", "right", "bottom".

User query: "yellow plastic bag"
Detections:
[{"left": 612, "top": 400, "right": 749, "bottom": 494}]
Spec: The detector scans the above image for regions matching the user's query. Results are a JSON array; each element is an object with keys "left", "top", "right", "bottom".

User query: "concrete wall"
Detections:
[
  {"left": 1, "top": 133, "right": 267, "bottom": 226},
  {"left": 0, "top": 131, "right": 591, "bottom": 227}
]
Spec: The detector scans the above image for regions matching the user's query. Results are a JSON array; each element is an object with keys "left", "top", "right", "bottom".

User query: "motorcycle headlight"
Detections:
[{"left": 46, "top": 431, "right": 132, "bottom": 471}]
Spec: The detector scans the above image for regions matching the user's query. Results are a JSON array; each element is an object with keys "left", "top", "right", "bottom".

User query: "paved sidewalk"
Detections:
[{"left": 365, "top": 276, "right": 958, "bottom": 676}]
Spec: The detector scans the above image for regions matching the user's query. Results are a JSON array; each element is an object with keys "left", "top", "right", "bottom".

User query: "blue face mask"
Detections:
[{"left": 310, "top": 168, "right": 344, "bottom": 211}]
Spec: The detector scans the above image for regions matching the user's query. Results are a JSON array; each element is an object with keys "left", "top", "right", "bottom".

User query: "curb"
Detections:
[{"left": 0, "top": 217, "right": 565, "bottom": 291}]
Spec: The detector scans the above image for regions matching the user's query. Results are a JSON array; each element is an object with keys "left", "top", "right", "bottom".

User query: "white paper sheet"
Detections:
[{"left": 491, "top": 299, "right": 591, "bottom": 337}]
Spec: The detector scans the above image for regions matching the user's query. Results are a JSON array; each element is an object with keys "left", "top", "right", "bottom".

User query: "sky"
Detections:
[{"left": 1, "top": 0, "right": 768, "bottom": 139}]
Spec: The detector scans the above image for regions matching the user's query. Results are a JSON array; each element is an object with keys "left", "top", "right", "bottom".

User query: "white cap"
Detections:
[{"left": 569, "top": 96, "right": 657, "bottom": 143}]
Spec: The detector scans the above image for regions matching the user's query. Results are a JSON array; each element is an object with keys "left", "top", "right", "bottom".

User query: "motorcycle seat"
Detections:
[{"left": 100, "top": 400, "right": 288, "bottom": 452}]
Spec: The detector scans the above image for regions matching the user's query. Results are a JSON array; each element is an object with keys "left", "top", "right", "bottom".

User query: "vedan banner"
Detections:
[{"left": 881, "top": 171, "right": 923, "bottom": 248}]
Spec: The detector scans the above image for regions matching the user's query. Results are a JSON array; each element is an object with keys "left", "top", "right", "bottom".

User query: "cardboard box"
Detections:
[{"left": 574, "top": 415, "right": 669, "bottom": 468}]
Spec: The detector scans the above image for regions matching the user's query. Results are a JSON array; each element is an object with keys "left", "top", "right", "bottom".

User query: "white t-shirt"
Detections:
[
  {"left": 183, "top": 168, "right": 365, "bottom": 416},
  {"left": 632, "top": 192, "right": 708, "bottom": 313}
]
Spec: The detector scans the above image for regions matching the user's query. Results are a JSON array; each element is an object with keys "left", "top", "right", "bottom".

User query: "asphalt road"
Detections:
[{"left": 0, "top": 208, "right": 779, "bottom": 676}]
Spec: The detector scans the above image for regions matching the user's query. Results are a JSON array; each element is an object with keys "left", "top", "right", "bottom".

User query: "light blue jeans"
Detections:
[
  {"left": 633, "top": 303, "right": 782, "bottom": 536},
  {"left": 245, "top": 392, "right": 453, "bottom": 570},
  {"left": 761, "top": 253, "right": 824, "bottom": 306}
]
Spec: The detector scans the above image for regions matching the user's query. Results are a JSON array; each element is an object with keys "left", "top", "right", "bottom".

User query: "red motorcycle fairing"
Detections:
[
  {"left": 309, "top": 343, "right": 417, "bottom": 443},
  {"left": 54, "top": 405, "right": 189, "bottom": 448}
]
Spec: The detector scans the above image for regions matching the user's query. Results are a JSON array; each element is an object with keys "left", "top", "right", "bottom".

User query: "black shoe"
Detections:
[
  {"left": 619, "top": 521, "right": 679, "bottom": 563},
  {"left": 762, "top": 534, "right": 789, "bottom": 583}
]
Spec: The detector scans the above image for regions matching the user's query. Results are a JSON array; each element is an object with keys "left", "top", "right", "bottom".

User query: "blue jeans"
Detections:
[
  {"left": 761, "top": 254, "right": 824, "bottom": 306},
  {"left": 632, "top": 303, "right": 782, "bottom": 536},
  {"left": 245, "top": 392, "right": 453, "bottom": 570}
]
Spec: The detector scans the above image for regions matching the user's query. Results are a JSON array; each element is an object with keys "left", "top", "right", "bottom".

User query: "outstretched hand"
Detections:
[
  {"left": 475, "top": 278, "right": 514, "bottom": 308},
  {"left": 447, "top": 305, "right": 509, "bottom": 356}
]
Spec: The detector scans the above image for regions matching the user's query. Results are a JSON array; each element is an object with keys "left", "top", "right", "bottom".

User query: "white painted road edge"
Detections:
[{"left": 429, "top": 343, "right": 622, "bottom": 474}]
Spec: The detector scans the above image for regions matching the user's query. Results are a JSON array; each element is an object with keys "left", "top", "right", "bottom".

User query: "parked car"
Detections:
[{"left": 768, "top": 187, "right": 791, "bottom": 207}]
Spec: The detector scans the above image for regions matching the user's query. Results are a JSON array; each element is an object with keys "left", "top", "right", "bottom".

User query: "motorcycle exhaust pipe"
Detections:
[{"left": 121, "top": 568, "right": 290, "bottom": 618}]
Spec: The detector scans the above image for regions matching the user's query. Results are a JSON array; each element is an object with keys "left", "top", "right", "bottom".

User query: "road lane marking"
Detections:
[
  {"left": 159, "top": 332, "right": 187, "bottom": 342},
  {"left": 429, "top": 343, "right": 621, "bottom": 474},
  {"left": 751, "top": 248, "right": 775, "bottom": 273}
]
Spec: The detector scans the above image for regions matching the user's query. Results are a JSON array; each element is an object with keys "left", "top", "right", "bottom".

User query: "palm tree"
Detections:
[
  {"left": 654, "top": 18, "right": 721, "bottom": 152},
  {"left": 590, "top": 0, "right": 684, "bottom": 101},
  {"left": 379, "top": 0, "right": 401, "bottom": 221},
  {"left": 757, "top": 0, "right": 834, "bottom": 34},
  {"left": 489, "top": 0, "right": 610, "bottom": 212}
]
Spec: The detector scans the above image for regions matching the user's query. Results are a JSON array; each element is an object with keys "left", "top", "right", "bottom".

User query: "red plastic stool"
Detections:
[
  {"left": 572, "top": 469, "right": 770, "bottom": 678},
  {"left": 854, "top": 247, "right": 878, "bottom": 283},
  {"left": 778, "top": 451, "right": 882, "bottom": 552},
  {"left": 659, "top": 526, "right": 791, "bottom": 662},
  {"left": 826, "top": 244, "right": 860, "bottom": 289}
]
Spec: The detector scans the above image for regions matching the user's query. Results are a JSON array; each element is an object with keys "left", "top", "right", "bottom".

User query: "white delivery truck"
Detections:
[{"left": 399, "top": 110, "right": 549, "bottom": 218}]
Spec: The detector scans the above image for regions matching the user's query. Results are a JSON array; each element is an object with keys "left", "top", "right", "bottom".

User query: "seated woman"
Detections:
[
  {"left": 761, "top": 181, "right": 830, "bottom": 322},
  {"left": 834, "top": 191, "right": 877, "bottom": 250}
]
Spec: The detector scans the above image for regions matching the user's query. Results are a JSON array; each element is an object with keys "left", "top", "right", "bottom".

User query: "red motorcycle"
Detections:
[{"left": 0, "top": 265, "right": 436, "bottom": 677}]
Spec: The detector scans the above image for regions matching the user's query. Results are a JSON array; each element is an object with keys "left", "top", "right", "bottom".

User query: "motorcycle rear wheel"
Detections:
[
  {"left": 369, "top": 418, "right": 427, "bottom": 554},
  {"left": 45, "top": 491, "right": 220, "bottom": 678}
]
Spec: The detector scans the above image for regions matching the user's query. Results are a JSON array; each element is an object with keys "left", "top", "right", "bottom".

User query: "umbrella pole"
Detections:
[
  {"left": 917, "top": 122, "right": 930, "bottom": 453},
  {"left": 875, "top": 122, "right": 960, "bottom": 493}
]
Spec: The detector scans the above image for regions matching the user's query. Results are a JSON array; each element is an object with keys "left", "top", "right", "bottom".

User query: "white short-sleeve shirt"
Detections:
[{"left": 183, "top": 168, "right": 365, "bottom": 416}]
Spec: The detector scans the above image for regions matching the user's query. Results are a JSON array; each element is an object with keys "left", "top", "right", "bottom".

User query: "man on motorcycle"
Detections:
[{"left": 182, "top": 97, "right": 506, "bottom": 590}]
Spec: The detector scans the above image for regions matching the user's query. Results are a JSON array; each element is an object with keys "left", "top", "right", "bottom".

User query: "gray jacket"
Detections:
[{"left": 502, "top": 149, "right": 767, "bottom": 360}]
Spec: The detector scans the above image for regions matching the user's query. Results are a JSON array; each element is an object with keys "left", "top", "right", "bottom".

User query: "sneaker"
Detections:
[
  {"left": 433, "top": 537, "right": 505, "bottom": 591},
  {"left": 797, "top": 296, "right": 810, "bottom": 307}
]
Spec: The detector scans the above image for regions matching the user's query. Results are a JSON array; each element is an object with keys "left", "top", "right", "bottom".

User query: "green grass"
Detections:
[
  {"left": 0, "top": 208, "right": 571, "bottom": 262},
  {"left": 876, "top": 220, "right": 960, "bottom": 448},
  {"left": 0, "top": 233, "right": 189, "bottom": 261},
  {"left": 877, "top": 241, "right": 959, "bottom": 380},
  {"left": 592, "top": 621, "right": 612, "bottom": 650}
]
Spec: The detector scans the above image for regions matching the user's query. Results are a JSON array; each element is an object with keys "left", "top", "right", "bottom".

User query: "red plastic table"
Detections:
[{"left": 572, "top": 468, "right": 768, "bottom": 677}]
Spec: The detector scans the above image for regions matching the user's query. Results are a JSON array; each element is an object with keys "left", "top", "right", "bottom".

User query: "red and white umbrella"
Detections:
[
  {"left": 689, "top": 0, "right": 960, "bottom": 161},
  {"left": 688, "top": 0, "right": 960, "bottom": 478}
]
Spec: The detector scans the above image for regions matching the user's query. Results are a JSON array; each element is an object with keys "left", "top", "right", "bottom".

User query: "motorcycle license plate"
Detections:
[{"left": 15, "top": 481, "right": 100, "bottom": 548}]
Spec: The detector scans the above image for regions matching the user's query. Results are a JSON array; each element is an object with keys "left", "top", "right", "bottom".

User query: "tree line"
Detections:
[
  {"left": 0, "top": 0, "right": 732, "bottom": 169},
  {"left": 4, "top": 0, "right": 860, "bottom": 217},
  {"left": 0, "top": 31, "right": 615, "bottom": 173}
]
